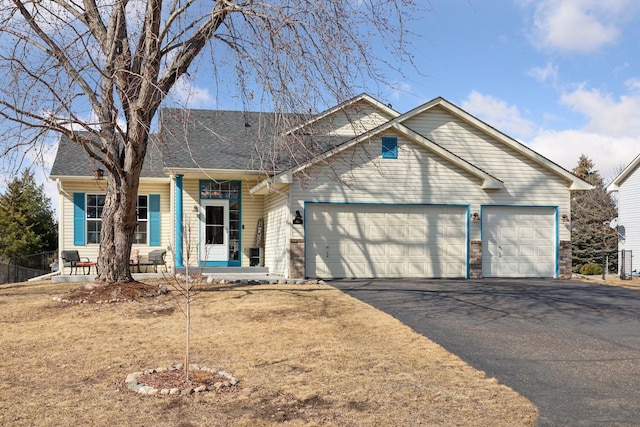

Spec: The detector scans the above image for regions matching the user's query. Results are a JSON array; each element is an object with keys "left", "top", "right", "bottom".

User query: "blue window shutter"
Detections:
[
  {"left": 382, "top": 137, "right": 398, "bottom": 159},
  {"left": 73, "top": 193, "right": 86, "bottom": 246},
  {"left": 149, "top": 194, "right": 161, "bottom": 246}
]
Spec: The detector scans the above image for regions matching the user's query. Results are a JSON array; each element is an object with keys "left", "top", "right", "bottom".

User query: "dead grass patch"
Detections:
[
  {"left": 0, "top": 279, "right": 537, "bottom": 426},
  {"left": 575, "top": 274, "right": 640, "bottom": 291}
]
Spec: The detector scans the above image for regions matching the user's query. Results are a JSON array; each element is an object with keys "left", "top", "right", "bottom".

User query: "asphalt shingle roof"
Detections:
[
  {"left": 50, "top": 109, "right": 350, "bottom": 177},
  {"left": 159, "top": 108, "right": 348, "bottom": 173},
  {"left": 50, "top": 133, "right": 165, "bottom": 178}
]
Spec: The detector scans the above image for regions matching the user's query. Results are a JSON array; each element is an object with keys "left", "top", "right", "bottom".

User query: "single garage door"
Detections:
[
  {"left": 305, "top": 204, "right": 468, "bottom": 278},
  {"left": 482, "top": 206, "right": 556, "bottom": 277}
]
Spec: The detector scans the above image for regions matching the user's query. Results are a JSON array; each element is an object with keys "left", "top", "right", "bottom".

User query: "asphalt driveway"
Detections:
[{"left": 330, "top": 278, "right": 640, "bottom": 427}]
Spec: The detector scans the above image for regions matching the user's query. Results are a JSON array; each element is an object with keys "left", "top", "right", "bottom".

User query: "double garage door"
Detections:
[
  {"left": 305, "top": 204, "right": 557, "bottom": 279},
  {"left": 305, "top": 204, "right": 468, "bottom": 278}
]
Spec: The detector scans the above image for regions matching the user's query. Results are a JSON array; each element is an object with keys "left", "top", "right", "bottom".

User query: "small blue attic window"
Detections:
[{"left": 381, "top": 137, "right": 398, "bottom": 159}]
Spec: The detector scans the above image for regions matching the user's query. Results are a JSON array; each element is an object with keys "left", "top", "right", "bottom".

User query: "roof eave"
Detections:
[
  {"left": 250, "top": 173, "right": 293, "bottom": 195},
  {"left": 571, "top": 182, "right": 595, "bottom": 191},
  {"left": 51, "top": 174, "right": 169, "bottom": 182},
  {"left": 607, "top": 152, "right": 640, "bottom": 191},
  {"left": 163, "top": 167, "right": 266, "bottom": 176}
]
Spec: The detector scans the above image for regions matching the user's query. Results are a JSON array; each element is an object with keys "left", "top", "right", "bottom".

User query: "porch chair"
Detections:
[
  {"left": 61, "top": 250, "right": 97, "bottom": 275},
  {"left": 139, "top": 249, "right": 167, "bottom": 273}
]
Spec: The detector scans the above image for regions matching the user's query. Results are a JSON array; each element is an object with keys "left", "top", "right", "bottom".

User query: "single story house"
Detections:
[
  {"left": 607, "top": 153, "right": 640, "bottom": 272},
  {"left": 50, "top": 94, "right": 591, "bottom": 279}
]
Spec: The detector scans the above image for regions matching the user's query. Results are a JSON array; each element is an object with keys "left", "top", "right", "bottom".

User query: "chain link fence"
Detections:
[
  {"left": 619, "top": 250, "right": 633, "bottom": 279},
  {"left": 0, "top": 251, "right": 58, "bottom": 284}
]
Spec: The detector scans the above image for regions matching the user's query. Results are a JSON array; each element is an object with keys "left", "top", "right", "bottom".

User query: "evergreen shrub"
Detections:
[{"left": 579, "top": 263, "right": 603, "bottom": 276}]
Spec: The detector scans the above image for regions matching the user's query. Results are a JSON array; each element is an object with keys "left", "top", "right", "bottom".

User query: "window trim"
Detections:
[
  {"left": 382, "top": 136, "right": 398, "bottom": 159},
  {"left": 85, "top": 194, "right": 150, "bottom": 245},
  {"left": 134, "top": 195, "right": 149, "bottom": 245}
]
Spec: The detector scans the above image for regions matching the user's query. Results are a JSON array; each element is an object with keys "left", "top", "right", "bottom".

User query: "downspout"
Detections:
[{"left": 55, "top": 179, "right": 64, "bottom": 275}]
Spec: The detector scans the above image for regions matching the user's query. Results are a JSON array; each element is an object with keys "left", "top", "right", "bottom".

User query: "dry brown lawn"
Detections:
[
  {"left": 578, "top": 273, "right": 640, "bottom": 290},
  {"left": 0, "top": 279, "right": 538, "bottom": 426}
]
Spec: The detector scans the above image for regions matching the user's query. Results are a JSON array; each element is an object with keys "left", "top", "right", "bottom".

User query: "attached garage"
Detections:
[
  {"left": 482, "top": 206, "right": 557, "bottom": 278},
  {"left": 305, "top": 203, "right": 468, "bottom": 279}
]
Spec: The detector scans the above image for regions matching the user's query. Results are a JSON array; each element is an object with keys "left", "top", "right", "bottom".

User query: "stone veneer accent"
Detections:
[
  {"left": 290, "top": 239, "right": 305, "bottom": 279},
  {"left": 559, "top": 240, "right": 572, "bottom": 278},
  {"left": 469, "top": 240, "right": 482, "bottom": 279}
]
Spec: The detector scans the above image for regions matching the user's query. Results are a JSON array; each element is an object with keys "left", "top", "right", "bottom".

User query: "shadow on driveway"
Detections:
[{"left": 330, "top": 278, "right": 640, "bottom": 427}]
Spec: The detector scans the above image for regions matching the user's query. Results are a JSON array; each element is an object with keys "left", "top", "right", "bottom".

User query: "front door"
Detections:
[{"left": 200, "top": 200, "right": 229, "bottom": 263}]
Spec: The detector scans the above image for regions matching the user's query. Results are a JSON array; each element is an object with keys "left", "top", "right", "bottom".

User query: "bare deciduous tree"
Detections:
[{"left": 0, "top": 0, "right": 419, "bottom": 284}]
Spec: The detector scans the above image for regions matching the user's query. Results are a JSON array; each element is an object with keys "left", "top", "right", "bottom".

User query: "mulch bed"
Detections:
[{"left": 58, "top": 281, "right": 167, "bottom": 304}]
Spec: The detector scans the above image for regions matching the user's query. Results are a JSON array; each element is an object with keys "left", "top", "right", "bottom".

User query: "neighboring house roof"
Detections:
[
  {"left": 50, "top": 132, "right": 166, "bottom": 179},
  {"left": 607, "top": 153, "right": 640, "bottom": 192}
]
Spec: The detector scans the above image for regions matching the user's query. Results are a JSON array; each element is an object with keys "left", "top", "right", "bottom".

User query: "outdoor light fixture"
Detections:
[
  {"left": 471, "top": 212, "right": 480, "bottom": 222},
  {"left": 293, "top": 210, "right": 303, "bottom": 225},
  {"left": 93, "top": 168, "right": 104, "bottom": 180},
  {"left": 192, "top": 205, "right": 199, "bottom": 213},
  {"left": 562, "top": 214, "right": 570, "bottom": 223}
]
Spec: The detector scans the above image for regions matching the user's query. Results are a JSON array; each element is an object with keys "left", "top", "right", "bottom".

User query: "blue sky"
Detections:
[
  {"left": 171, "top": 0, "right": 640, "bottom": 181},
  {"left": 4, "top": 0, "right": 640, "bottom": 210},
  {"left": 394, "top": 0, "right": 640, "bottom": 181}
]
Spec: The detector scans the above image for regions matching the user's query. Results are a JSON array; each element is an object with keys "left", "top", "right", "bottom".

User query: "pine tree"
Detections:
[
  {"left": 571, "top": 155, "right": 618, "bottom": 272},
  {"left": 0, "top": 169, "right": 57, "bottom": 268}
]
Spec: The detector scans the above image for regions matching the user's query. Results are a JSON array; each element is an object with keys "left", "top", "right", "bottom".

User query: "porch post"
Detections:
[{"left": 175, "top": 174, "right": 184, "bottom": 268}]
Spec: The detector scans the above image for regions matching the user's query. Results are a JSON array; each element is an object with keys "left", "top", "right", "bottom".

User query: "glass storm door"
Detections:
[{"left": 201, "top": 200, "right": 229, "bottom": 262}]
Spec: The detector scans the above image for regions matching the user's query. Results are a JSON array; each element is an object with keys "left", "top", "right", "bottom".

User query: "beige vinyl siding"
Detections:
[
  {"left": 618, "top": 164, "right": 640, "bottom": 255},
  {"left": 263, "top": 192, "right": 289, "bottom": 276},
  {"left": 180, "top": 179, "right": 201, "bottom": 267},
  {"left": 290, "top": 130, "right": 483, "bottom": 215},
  {"left": 311, "top": 101, "right": 395, "bottom": 136},
  {"left": 403, "top": 106, "right": 571, "bottom": 239},
  {"left": 58, "top": 179, "right": 171, "bottom": 269}
]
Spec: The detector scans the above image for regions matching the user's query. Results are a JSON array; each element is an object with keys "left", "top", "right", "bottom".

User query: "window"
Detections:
[
  {"left": 86, "top": 194, "right": 148, "bottom": 244},
  {"left": 382, "top": 137, "right": 398, "bottom": 159},
  {"left": 134, "top": 196, "right": 148, "bottom": 244},
  {"left": 86, "top": 194, "right": 105, "bottom": 244},
  {"left": 200, "top": 181, "right": 241, "bottom": 199}
]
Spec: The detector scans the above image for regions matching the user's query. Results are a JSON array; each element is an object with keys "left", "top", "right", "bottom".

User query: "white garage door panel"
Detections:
[
  {"left": 482, "top": 207, "right": 556, "bottom": 278},
  {"left": 306, "top": 204, "right": 467, "bottom": 279}
]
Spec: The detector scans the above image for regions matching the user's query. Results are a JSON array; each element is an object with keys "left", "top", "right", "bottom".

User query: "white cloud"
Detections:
[
  {"left": 560, "top": 86, "right": 640, "bottom": 137},
  {"left": 527, "top": 62, "right": 558, "bottom": 84},
  {"left": 526, "top": 0, "right": 635, "bottom": 53},
  {"left": 461, "top": 91, "right": 536, "bottom": 139},
  {"left": 169, "top": 77, "right": 216, "bottom": 109},
  {"left": 527, "top": 129, "right": 638, "bottom": 183},
  {"left": 624, "top": 78, "right": 640, "bottom": 92}
]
